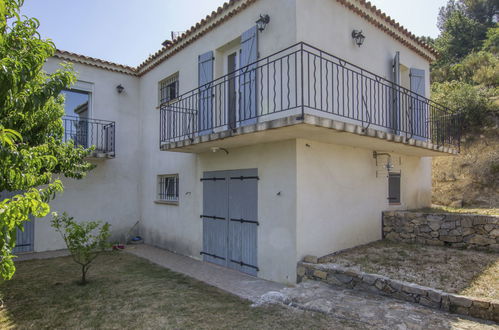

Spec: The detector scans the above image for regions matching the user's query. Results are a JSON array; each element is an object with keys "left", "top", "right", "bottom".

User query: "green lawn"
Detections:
[{"left": 0, "top": 253, "right": 359, "bottom": 329}]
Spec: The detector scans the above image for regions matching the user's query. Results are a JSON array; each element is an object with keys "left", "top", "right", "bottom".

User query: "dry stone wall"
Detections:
[
  {"left": 298, "top": 262, "right": 499, "bottom": 323},
  {"left": 382, "top": 211, "right": 499, "bottom": 251}
]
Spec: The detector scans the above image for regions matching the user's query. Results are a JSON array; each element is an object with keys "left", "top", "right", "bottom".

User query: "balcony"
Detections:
[
  {"left": 63, "top": 115, "right": 115, "bottom": 158},
  {"left": 160, "top": 43, "right": 461, "bottom": 156}
]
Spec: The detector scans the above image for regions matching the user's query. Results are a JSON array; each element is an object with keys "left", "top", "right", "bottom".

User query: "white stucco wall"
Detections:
[
  {"left": 36, "top": 59, "right": 141, "bottom": 252},
  {"left": 296, "top": 0, "right": 431, "bottom": 97},
  {"left": 197, "top": 140, "right": 298, "bottom": 284},
  {"left": 136, "top": 0, "right": 298, "bottom": 259},
  {"left": 295, "top": 138, "right": 432, "bottom": 260}
]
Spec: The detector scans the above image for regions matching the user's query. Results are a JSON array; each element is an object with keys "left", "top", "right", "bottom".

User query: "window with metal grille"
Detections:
[
  {"left": 158, "top": 73, "right": 179, "bottom": 105},
  {"left": 388, "top": 172, "right": 401, "bottom": 204},
  {"left": 157, "top": 175, "right": 179, "bottom": 203}
]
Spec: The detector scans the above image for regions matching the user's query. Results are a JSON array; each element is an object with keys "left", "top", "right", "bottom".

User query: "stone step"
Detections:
[{"left": 298, "top": 261, "right": 499, "bottom": 323}]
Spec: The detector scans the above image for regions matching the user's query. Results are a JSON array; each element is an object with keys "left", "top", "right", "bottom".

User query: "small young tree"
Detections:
[{"left": 51, "top": 213, "right": 111, "bottom": 285}]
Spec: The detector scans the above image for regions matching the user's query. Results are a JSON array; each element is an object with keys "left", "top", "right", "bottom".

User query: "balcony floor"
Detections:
[{"left": 160, "top": 114, "right": 458, "bottom": 157}]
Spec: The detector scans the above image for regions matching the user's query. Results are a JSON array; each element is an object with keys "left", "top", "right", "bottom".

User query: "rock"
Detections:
[
  {"left": 473, "top": 217, "right": 487, "bottom": 225},
  {"left": 252, "top": 291, "right": 290, "bottom": 307},
  {"left": 483, "top": 224, "right": 495, "bottom": 232},
  {"left": 297, "top": 266, "right": 306, "bottom": 277},
  {"left": 418, "top": 225, "right": 432, "bottom": 233},
  {"left": 374, "top": 279, "right": 386, "bottom": 290},
  {"left": 402, "top": 283, "right": 427, "bottom": 296},
  {"left": 333, "top": 273, "right": 353, "bottom": 284},
  {"left": 303, "top": 255, "right": 318, "bottom": 264},
  {"left": 471, "top": 299, "right": 490, "bottom": 309},
  {"left": 448, "top": 228, "right": 463, "bottom": 235},
  {"left": 362, "top": 274, "right": 378, "bottom": 285},
  {"left": 427, "top": 290, "right": 443, "bottom": 303},
  {"left": 490, "top": 228, "right": 499, "bottom": 237},
  {"left": 427, "top": 215, "right": 445, "bottom": 222},
  {"left": 465, "top": 235, "right": 495, "bottom": 246},
  {"left": 313, "top": 270, "right": 327, "bottom": 280},
  {"left": 385, "top": 232, "right": 401, "bottom": 241},
  {"left": 428, "top": 221, "right": 441, "bottom": 231},
  {"left": 449, "top": 294, "right": 473, "bottom": 308},
  {"left": 462, "top": 227, "right": 475, "bottom": 236},
  {"left": 419, "top": 296, "right": 441, "bottom": 309},
  {"left": 441, "top": 221, "right": 456, "bottom": 230},
  {"left": 460, "top": 218, "right": 473, "bottom": 227},
  {"left": 425, "top": 239, "right": 445, "bottom": 246},
  {"left": 440, "top": 235, "right": 462, "bottom": 243}
]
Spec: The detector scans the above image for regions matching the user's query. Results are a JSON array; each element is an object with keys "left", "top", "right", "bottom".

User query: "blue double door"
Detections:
[{"left": 201, "top": 169, "right": 259, "bottom": 276}]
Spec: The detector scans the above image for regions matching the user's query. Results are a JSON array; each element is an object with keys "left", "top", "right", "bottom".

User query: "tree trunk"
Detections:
[{"left": 81, "top": 265, "right": 87, "bottom": 285}]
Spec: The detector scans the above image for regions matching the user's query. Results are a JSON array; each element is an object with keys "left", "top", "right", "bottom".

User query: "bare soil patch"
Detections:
[{"left": 320, "top": 240, "right": 499, "bottom": 300}]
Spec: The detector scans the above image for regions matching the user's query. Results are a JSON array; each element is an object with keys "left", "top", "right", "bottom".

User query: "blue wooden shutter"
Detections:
[
  {"left": 410, "top": 68, "right": 427, "bottom": 139},
  {"left": 391, "top": 52, "right": 401, "bottom": 133},
  {"left": 239, "top": 26, "right": 258, "bottom": 126},
  {"left": 198, "top": 51, "right": 214, "bottom": 135}
]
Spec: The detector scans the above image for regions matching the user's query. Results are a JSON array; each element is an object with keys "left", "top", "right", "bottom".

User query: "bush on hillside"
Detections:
[{"left": 431, "top": 81, "right": 494, "bottom": 128}]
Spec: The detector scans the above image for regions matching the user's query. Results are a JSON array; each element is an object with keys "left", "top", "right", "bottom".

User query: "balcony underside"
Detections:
[{"left": 160, "top": 114, "right": 458, "bottom": 156}]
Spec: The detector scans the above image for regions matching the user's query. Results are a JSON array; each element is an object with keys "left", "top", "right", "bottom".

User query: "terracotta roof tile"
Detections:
[{"left": 54, "top": 49, "right": 138, "bottom": 76}]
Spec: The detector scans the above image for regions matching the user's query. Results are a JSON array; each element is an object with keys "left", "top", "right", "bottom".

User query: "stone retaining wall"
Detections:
[
  {"left": 298, "top": 262, "right": 499, "bottom": 323},
  {"left": 382, "top": 211, "right": 499, "bottom": 251}
]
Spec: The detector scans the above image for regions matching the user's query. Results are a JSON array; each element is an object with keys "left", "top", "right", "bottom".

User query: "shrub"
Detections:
[
  {"left": 431, "top": 80, "right": 492, "bottom": 129},
  {"left": 51, "top": 212, "right": 111, "bottom": 285}
]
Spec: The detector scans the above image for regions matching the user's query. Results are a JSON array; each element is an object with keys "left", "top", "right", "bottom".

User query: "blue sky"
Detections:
[{"left": 21, "top": 0, "right": 447, "bottom": 67}]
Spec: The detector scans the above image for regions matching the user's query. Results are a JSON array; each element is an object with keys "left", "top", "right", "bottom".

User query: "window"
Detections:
[
  {"left": 61, "top": 89, "right": 91, "bottom": 148},
  {"left": 388, "top": 172, "right": 401, "bottom": 204},
  {"left": 159, "top": 73, "right": 179, "bottom": 105},
  {"left": 157, "top": 175, "right": 179, "bottom": 203},
  {"left": 62, "top": 89, "right": 90, "bottom": 118}
]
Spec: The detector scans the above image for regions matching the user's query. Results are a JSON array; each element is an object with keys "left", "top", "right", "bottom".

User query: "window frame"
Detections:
[
  {"left": 158, "top": 73, "right": 179, "bottom": 106},
  {"left": 155, "top": 174, "right": 180, "bottom": 205}
]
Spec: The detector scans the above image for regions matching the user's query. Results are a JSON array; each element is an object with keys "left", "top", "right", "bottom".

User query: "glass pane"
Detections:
[
  {"left": 62, "top": 90, "right": 90, "bottom": 118},
  {"left": 61, "top": 90, "right": 90, "bottom": 147}
]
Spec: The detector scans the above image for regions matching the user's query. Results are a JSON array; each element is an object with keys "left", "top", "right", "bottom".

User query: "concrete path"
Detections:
[{"left": 125, "top": 244, "right": 285, "bottom": 302}]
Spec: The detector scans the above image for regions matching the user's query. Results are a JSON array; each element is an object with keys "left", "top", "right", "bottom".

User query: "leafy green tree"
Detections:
[
  {"left": 51, "top": 213, "right": 111, "bottom": 285},
  {"left": 431, "top": 81, "right": 494, "bottom": 128},
  {"left": 461, "top": 0, "right": 499, "bottom": 28},
  {"left": 435, "top": 10, "right": 487, "bottom": 64},
  {"left": 482, "top": 26, "right": 499, "bottom": 54},
  {"left": 0, "top": 0, "right": 94, "bottom": 280}
]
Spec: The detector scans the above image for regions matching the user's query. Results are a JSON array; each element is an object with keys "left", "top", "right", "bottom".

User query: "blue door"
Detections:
[{"left": 201, "top": 169, "right": 259, "bottom": 276}]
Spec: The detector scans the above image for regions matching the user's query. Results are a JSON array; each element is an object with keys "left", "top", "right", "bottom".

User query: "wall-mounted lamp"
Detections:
[
  {"left": 116, "top": 84, "right": 125, "bottom": 94},
  {"left": 351, "top": 30, "right": 366, "bottom": 47},
  {"left": 256, "top": 14, "right": 270, "bottom": 32},
  {"left": 210, "top": 146, "right": 229, "bottom": 155}
]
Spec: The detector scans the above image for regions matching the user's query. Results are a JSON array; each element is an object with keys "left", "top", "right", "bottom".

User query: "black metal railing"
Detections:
[
  {"left": 63, "top": 115, "right": 115, "bottom": 155},
  {"left": 160, "top": 42, "right": 461, "bottom": 149}
]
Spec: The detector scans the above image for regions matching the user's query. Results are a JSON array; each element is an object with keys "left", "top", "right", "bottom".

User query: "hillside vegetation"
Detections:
[{"left": 428, "top": 0, "right": 498, "bottom": 208}]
